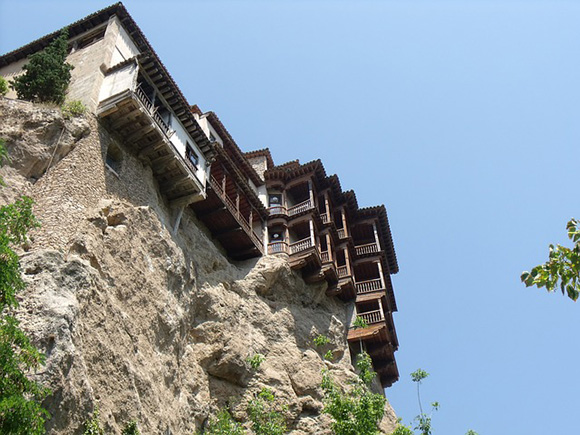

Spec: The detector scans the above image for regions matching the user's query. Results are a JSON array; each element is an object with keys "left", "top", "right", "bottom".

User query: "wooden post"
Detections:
[
  {"left": 326, "top": 233, "right": 333, "bottom": 262},
  {"left": 373, "top": 221, "right": 380, "bottom": 248},
  {"left": 264, "top": 226, "right": 269, "bottom": 253},
  {"left": 341, "top": 209, "right": 348, "bottom": 237},
  {"left": 236, "top": 190, "right": 240, "bottom": 216},
  {"left": 308, "top": 179, "right": 314, "bottom": 205},
  {"left": 376, "top": 260, "right": 386, "bottom": 290},
  {"left": 221, "top": 172, "right": 226, "bottom": 194},
  {"left": 324, "top": 192, "right": 331, "bottom": 218},
  {"left": 345, "top": 247, "right": 351, "bottom": 276},
  {"left": 377, "top": 297, "right": 384, "bottom": 320},
  {"left": 309, "top": 219, "right": 315, "bottom": 248}
]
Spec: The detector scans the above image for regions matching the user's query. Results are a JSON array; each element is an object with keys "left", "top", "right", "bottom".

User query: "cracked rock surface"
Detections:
[{"left": 0, "top": 98, "right": 397, "bottom": 434}]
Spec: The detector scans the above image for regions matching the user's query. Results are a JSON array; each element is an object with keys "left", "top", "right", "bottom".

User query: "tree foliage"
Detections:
[
  {"left": 247, "top": 388, "right": 287, "bottom": 435},
  {"left": 0, "top": 77, "right": 8, "bottom": 97},
  {"left": 0, "top": 139, "right": 48, "bottom": 434},
  {"left": 203, "top": 409, "right": 244, "bottom": 435},
  {"left": 11, "top": 29, "right": 73, "bottom": 104},
  {"left": 521, "top": 218, "right": 580, "bottom": 301},
  {"left": 322, "top": 352, "right": 386, "bottom": 435}
]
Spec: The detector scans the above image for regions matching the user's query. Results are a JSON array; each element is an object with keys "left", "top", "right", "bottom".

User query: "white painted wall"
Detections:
[
  {"left": 110, "top": 21, "right": 140, "bottom": 67},
  {"left": 98, "top": 62, "right": 137, "bottom": 101},
  {"left": 168, "top": 120, "right": 207, "bottom": 186}
]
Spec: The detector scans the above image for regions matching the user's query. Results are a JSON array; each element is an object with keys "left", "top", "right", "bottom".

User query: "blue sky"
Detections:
[{"left": 2, "top": 1, "right": 580, "bottom": 434}]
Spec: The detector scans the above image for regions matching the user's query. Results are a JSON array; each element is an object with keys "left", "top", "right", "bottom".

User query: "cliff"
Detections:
[{"left": 0, "top": 97, "right": 397, "bottom": 434}]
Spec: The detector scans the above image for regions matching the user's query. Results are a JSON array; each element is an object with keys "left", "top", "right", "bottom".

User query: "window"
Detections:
[
  {"left": 105, "top": 141, "right": 123, "bottom": 175},
  {"left": 186, "top": 142, "right": 199, "bottom": 170}
]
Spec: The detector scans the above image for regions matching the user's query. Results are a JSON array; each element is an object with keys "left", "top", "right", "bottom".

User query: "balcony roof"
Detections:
[{"left": 204, "top": 111, "right": 264, "bottom": 187}]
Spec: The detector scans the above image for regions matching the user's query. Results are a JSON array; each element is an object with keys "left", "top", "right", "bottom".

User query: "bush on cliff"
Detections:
[{"left": 11, "top": 29, "right": 73, "bottom": 105}]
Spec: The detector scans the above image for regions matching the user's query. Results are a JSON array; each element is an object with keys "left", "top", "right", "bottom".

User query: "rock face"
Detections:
[{"left": 0, "top": 97, "right": 397, "bottom": 434}]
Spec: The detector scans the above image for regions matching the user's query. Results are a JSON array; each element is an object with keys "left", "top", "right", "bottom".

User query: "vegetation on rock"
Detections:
[
  {"left": 0, "top": 138, "right": 48, "bottom": 434},
  {"left": 11, "top": 29, "right": 73, "bottom": 104},
  {"left": 247, "top": 387, "right": 287, "bottom": 435},
  {"left": 61, "top": 100, "right": 86, "bottom": 119},
  {"left": 0, "top": 77, "right": 8, "bottom": 96},
  {"left": 521, "top": 218, "right": 580, "bottom": 301},
  {"left": 322, "top": 352, "right": 386, "bottom": 435}
]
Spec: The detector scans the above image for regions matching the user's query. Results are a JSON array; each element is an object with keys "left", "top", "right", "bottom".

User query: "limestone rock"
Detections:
[{"left": 1, "top": 97, "right": 398, "bottom": 434}]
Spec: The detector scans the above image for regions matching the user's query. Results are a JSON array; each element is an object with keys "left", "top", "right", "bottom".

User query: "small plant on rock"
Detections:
[
  {"left": 204, "top": 408, "right": 245, "bottom": 435},
  {"left": 83, "top": 406, "right": 104, "bottom": 435},
  {"left": 61, "top": 100, "right": 86, "bottom": 119},
  {"left": 121, "top": 420, "right": 140, "bottom": 435},
  {"left": 0, "top": 77, "right": 8, "bottom": 96},
  {"left": 324, "top": 350, "right": 334, "bottom": 361},
  {"left": 246, "top": 353, "right": 265, "bottom": 370},
  {"left": 313, "top": 333, "right": 330, "bottom": 347},
  {"left": 353, "top": 316, "right": 368, "bottom": 329}
]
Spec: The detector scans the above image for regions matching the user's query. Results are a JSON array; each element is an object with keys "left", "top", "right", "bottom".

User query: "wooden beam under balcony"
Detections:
[
  {"left": 196, "top": 206, "right": 227, "bottom": 219},
  {"left": 214, "top": 226, "right": 244, "bottom": 238},
  {"left": 128, "top": 124, "right": 156, "bottom": 144}
]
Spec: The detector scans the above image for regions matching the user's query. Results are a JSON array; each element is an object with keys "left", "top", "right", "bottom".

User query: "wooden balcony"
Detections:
[
  {"left": 289, "top": 237, "right": 313, "bottom": 254},
  {"left": 321, "top": 251, "right": 331, "bottom": 263},
  {"left": 208, "top": 175, "right": 264, "bottom": 254},
  {"left": 268, "top": 205, "right": 287, "bottom": 216},
  {"left": 337, "top": 228, "right": 347, "bottom": 239},
  {"left": 288, "top": 199, "right": 314, "bottom": 217},
  {"left": 98, "top": 88, "right": 205, "bottom": 206},
  {"left": 357, "top": 309, "right": 385, "bottom": 325},
  {"left": 337, "top": 265, "right": 350, "bottom": 278},
  {"left": 268, "top": 241, "right": 288, "bottom": 254},
  {"left": 356, "top": 278, "right": 385, "bottom": 294},
  {"left": 355, "top": 242, "right": 380, "bottom": 256},
  {"left": 320, "top": 213, "right": 330, "bottom": 224}
]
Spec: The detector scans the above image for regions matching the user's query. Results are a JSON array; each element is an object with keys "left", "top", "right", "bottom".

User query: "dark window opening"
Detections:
[
  {"left": 106, "top": 142, "right": 123, "bottom": 174},
  {"left": 186, "top": 143, "right": 199, "bottom": 170}
]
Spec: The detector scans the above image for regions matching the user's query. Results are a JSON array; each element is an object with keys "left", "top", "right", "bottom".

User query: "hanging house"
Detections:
[
  {"left": 0, "top": 2, "right": 401, "bottom": 388},
  {"left": 243, "top": 149, "right": 400, "bottom": 387}
]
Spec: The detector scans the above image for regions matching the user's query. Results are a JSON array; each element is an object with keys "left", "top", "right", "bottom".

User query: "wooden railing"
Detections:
[
  {"left": 320, "top": 213, "right": 330, "bottom": 224},
  {"left": 337, "top": 265, "right": 349, "bottom": 278},
  {"left": 289, "top": 238, "right": 312, "bottom": 254},
  {"left": 268, "top": 241, "right": 288, "bottom": 254},
  {"left": 268, "top": 205, "right": 287, "bottom": 215},
  {"left": 337, "top": 228, "right": 347, "bottom": 239},
  {"left": 357, "top": 309, "right": 384, "bottom": 325},
  {"left": 355, "top": 242, "right": 379, "bottom": 256},
  {"left": 135, "top": 85, "right": 171, "bottom": 136},
  {"left": 321, "top": 251, "right": 330, "bottom": 263},
  {"left": 356, "top": 278, "right": 384, "bottom": 294},
  {"left": 209, "top": 175, "right": 264, "bottom": 253},
  {"left": 288, "top": 199, "right": 314, "bottom": 216}
]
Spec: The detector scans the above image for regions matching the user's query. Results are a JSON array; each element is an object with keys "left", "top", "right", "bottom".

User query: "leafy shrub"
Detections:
[
  {"left": 0, "top": 77, "right": 8, "bottom": 96},
  {"left": 0, "top": 138, "right": 47, "bottom": 434},
  {"left": 121, "top": 420, "right": 140, "bottom": 435},
  {"left": 246, "top": 353, "right": 265, "bottom": 370},
  {"left": 313, "top": 334, "right": 330, "bottom": 347},
  {"left": 11, "top": 28, "right": 73, "bottom": 104},
  {"left": 204, "top": 409, "right": 245, "bottom": 435},
  {"left": 83, "top": 407, "right": 104, "bottom": 435},
  {"left": 353, "top": 316, "right": 368, "bottom": 329},
  {"left": 324, "top": 350, "right": 334, "bottom": 361},
  {"left": 61, "top": 100, "right": 86, "bottom": 119},
  {"left": 322, "top": 352, "right": 386, "bottom": 435},
  {"left": 247, "top": 388, "right": 287, "bottom": 435}
]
